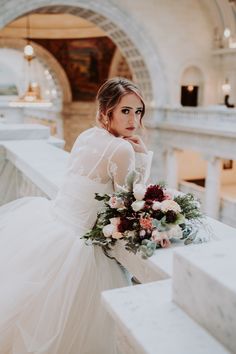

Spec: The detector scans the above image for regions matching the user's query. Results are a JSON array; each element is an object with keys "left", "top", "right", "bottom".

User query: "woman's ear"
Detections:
[{"left": 101, "top": 112, "right": 108, "bottom": 125}]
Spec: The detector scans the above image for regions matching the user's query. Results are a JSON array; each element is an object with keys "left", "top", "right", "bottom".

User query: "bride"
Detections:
[{"left": 0, "top": 77, "right": 153, "bottom": 354}]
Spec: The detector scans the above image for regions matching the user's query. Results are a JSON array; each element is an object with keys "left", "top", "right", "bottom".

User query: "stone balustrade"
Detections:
[
  {"left": 147, "top": 105, "right": 236, "bottom": 132},
  {"left": 179, "top": 181, "right": 236, "bottom": 228}
]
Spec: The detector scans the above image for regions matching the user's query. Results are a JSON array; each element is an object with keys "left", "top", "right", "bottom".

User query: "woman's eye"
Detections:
[
  {"left": 121, "top": 109, "right": 130, "bottom": 114},
  {"left": 136, "top": 109, "right": 143, "bottom": 115}
]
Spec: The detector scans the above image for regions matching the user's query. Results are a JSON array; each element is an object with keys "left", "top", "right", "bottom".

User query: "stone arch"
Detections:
[
  {"left": 181, "top": 66, "right": 204, "bottom": 86},
  {"left": 108, "top": 48, "right": 132, "bottom": 79},
  {"left": 0, "top": 38, "right": 72, "bottom": 106},
  {"left": 0, "top": 0, "right": 167, "bottom": 106}
]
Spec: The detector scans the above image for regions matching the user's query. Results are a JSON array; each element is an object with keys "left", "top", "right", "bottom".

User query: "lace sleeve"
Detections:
[
  {"left": 108, "top": 140, "right": 135, "bottom": 189},
  {"left": 135, "top": 151, "right": 153, "bottom": 183}
]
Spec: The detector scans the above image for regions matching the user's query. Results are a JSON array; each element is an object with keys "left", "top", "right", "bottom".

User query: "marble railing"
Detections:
[
  {"left": 179, "top": 180, "right": 236, "bottom": 228},
  {"left": 0, "top": 101, "right": 63, "bottom": 138},
  {"left": 147, "top": 105, "right": 236, "bottom": 132}
]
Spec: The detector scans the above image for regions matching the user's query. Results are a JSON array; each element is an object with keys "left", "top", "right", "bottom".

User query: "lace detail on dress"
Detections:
[
  {"left": 92, "top": 172, "right": 102, "bottom": 184},
  {"left": 108, "top": 160, "right": 118, "bottom": 179},
  {"left": 135, "top": 151, "right": 153, "bottom": 183}
]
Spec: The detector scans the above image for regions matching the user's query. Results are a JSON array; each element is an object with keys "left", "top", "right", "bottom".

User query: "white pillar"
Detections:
[
  {"left": 152, "top": 146, "right": 167, "bottom": 183},
  {"left": 204, "top": 155, "right": 222, "bottom": 219},
  {"left": 56, "top": 112, "right": 64, "bottom": 139},
  {"left": 166, "top": 148, "right": 180, "bottom": 189}
]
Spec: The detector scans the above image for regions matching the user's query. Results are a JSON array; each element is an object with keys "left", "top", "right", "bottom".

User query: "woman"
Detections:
[{"left": 0, "top": 77, "right": 153, "bottom": 353}]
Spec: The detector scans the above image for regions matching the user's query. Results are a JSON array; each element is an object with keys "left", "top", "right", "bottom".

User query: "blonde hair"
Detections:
[{"left": 96, "top": 77, "right": 145, "bottom": 128}]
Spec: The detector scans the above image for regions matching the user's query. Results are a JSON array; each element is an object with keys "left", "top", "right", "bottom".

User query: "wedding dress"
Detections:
[{"left": 0, "top": 126, "right": 152, "bottom": 354}]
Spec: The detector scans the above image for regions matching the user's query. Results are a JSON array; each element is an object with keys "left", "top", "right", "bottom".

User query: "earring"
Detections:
[{"left": 104, "top": 119, "right": 109, "bottom": 128}]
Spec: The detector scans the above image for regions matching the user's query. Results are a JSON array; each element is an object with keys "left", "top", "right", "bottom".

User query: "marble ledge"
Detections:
[
  {"left": 1, "top": 140, "right": 68, "bottom": 199},
  {"left": 172, "top": 239, "right": 236, "bottom": 354},
  {"left": 154, "top": 122, "right": 236, "bottom": 138},
  {"left": 111, "top": 217, "right": 236, "bottom": 284},
  {"left": 0, "top": 123, "right": 50, "bottom": 140},
  {"left": 102, "top": 279, "right": 229, "bottom": 354}
]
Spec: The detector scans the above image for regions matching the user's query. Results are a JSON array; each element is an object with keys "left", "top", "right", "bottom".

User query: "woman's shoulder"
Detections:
[
  {"left": 110, "top": 137, "right": 134, "bottom": 160},
  {"left": 74, "top": 126, "right": 133, "bottom": 154}
]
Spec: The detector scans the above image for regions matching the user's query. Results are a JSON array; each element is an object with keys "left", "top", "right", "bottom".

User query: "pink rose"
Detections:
[
  {"left": 110, "top": 217, "right": 121, "bottom": 226},
  {"left": 151, "top": 230, "right": 171, "bottom": 248},
  {"left": 112, "top": 231, "right": 123, "bottom": 239},
  {"left": 164, "top": 193, "right": 172, "bottom": 200},
  {"left": 109, "top": 196, "right": 125, "bottom": 209},
  {"left": 160, "top": 200, "right": 181, "bottom": 213}
]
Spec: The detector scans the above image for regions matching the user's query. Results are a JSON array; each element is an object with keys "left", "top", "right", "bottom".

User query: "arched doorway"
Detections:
[{"left": 0, "top": 0, "right": 167, "bottom": 105}]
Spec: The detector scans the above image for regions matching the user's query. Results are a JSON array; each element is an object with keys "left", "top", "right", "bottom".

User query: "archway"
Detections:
[
  {"left": 0, "top": 38, "right": 72, "bottom": 106},
  {"left": 180, "top": 66, "right": 204, "bottom": 106},
  {"left": 0, "top": 0, "right": 167, "bottom": 105}
]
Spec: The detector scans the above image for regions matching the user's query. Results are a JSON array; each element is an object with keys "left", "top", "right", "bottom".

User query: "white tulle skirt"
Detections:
[{"left": 0, "top": 197, "right": 129, "bottom": 354}]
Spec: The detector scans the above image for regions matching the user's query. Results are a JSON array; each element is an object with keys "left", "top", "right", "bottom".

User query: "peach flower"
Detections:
[{"left": 140, "top": 217, "right": 153, "bottom": 230}]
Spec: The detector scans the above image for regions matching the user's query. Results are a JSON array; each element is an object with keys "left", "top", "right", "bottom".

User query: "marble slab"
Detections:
[
  {"left": 110, "top": 217, "right": 236, "bottom": 284},
  {"left": 47, "top": 135, "right": 65, "bottom": 149},
  {"left": 0, "top": 124, "right": 50, "bottom": 140},
  {"left": 102, "top": 279, "right": 229, "bottom": 354},
  {"left": 172, "top": 238, "right": 236, "bottom": 353},
  {"left": 2, "top": 140, "right": 68, "bottom": 199}
]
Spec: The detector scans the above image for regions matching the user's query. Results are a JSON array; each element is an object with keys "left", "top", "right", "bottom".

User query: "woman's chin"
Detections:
[{"left": 124, "top": 129, "right": 135, "bottom": 137}]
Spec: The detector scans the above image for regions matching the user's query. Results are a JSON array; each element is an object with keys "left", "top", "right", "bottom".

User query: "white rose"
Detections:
[
  {"left": 160, "top": 200, "right": 181, "bottom": 213},
  {"left": 131, "top": 200, "right": 145, "bottom": 212},
  {"left": 102, "top": 224, "right": 115, "bottom": 238},
  {"left": 133, "top": 184, "right": 146, "bottom": 200},
  {"left": 166, "top": 225, "right": 183, "bottom": 239},
  {"left": 152, "top": 201, "right": 161, "bottom": 210}
]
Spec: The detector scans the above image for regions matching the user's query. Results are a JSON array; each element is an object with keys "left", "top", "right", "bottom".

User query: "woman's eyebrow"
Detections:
[{"left": 121, "top": 106, "right": 143, "bottom": 109}]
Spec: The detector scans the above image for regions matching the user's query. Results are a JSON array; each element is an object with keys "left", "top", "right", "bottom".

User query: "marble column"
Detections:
[
  {"left": 204, "top": 155, "right": 222, "bottom": 219},
  {"left": 150, "top": 146, "right": 167, "bottom": 182},
  {"left": 165, "top": 148, "right": 181, "bottom": 189}
]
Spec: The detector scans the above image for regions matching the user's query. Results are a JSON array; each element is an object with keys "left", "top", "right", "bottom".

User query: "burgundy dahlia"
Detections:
[
  {"left": 144, "top": 185, "right": 165, "bottom": 202},
  {"left": 152, "top": 209, "right": 164, "bottom": 220},
  {"left": 165, "top": 210, "right": 177, "bottom": 223},
  {"left": 118, "top": 217, "right": 133, "bottom": 233}
]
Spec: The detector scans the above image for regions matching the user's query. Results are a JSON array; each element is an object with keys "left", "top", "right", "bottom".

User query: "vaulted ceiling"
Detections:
[{"left": 0, "top": 14, "right": 106, "bottom": 39}]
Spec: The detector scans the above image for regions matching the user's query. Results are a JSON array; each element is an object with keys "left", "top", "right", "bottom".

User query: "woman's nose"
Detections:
[{"left": 128, "top": 112, "right": 135, "bottom": 123}]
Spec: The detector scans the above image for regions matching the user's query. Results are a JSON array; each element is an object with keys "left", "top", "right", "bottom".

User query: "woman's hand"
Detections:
[{"left": 124, "top": 135, "right": 148, "bottom": 154}]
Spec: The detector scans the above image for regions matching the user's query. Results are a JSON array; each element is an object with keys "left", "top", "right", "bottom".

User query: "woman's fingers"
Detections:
[{"left": 123, "top": 136, "right": 148, "bottom": 153}]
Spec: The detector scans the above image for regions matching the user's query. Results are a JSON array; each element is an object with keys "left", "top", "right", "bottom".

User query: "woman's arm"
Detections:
[
  {"left": 124, "top": 135, "right": 153, "bottom": 184},
  {"left": 108, "top": 137, "right": 153, "bottom": 188}
]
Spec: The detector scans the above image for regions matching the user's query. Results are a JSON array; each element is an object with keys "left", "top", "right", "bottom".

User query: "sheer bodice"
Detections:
[{"left": 52, "top": 126, "right": 152, "bottom": 233}]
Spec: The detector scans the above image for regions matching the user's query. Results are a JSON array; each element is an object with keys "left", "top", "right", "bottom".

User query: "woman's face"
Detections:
[{"left": 108, "top": 93, "right": 143, "bottom": 137}]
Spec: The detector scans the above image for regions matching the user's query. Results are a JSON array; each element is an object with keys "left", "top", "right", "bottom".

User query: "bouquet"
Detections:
[{"left": 81, "top": 172, "right": 203, "bottom": 258}]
